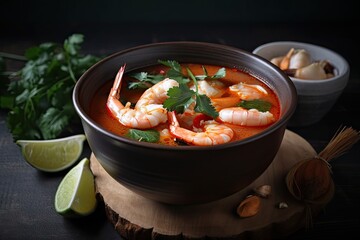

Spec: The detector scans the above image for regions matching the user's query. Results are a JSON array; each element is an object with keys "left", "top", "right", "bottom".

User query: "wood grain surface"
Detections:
[{"left": 90, "top": 130, "right": 327, "bottom": 239}]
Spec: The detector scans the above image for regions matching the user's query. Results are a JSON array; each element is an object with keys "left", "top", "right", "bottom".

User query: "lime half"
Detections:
[
  {"left": 55, "top": 158, "right": 97, "bottom": 217},
  {"left": 16, "top": 134, "right": 86, "bottom": 172}
]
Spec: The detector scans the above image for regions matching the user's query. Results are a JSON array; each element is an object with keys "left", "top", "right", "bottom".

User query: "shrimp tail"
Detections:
[
  {"left": 106, "top": 64, "right": 128, "bottom": 117},
  {"left": 168, "top": 111, "right": 180, "bottom": 130},
  {"left": 109, "top": 64, "right": 126, "bottom": 100}
]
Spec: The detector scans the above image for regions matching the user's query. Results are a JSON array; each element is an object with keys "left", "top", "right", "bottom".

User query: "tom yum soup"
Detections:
[{"left": 90, "top": 60, "right": 280, "bottom": 146}]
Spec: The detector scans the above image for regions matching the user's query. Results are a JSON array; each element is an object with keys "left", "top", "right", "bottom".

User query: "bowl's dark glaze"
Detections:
[{"left": 73, "top": 42, "right": 297, "bottom": 204}]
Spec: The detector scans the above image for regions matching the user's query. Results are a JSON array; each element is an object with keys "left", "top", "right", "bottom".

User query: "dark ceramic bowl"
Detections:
[{"left": 73, "top": 42, "right": 297, "bottom": 205}]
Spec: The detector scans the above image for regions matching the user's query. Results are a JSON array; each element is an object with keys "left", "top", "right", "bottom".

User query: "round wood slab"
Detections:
[{"left": 90, "top": 130, "right": 321, "bottom": 239}]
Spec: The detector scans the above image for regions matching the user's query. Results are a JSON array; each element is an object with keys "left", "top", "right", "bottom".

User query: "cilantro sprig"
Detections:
[
  {"left": 162, "top": 84, "right": 195, "bottom": 113},
  {"left": 128, "top": 60, "right": 224, "bottom": 119},
  {"left": 163, "top": 67, "right": 219, "bottom": 119},
  {"left": 158, "top": 60, "right": 189, "bottom": 83},
  {"left": 0, "top": 34, "right": 100, "bottom": 141},
  {"left": 127, "top": 60, "right": 226, "bottom": 89},
  {"left": 128, "top": 60, "right": 189, "bottom": 89}
]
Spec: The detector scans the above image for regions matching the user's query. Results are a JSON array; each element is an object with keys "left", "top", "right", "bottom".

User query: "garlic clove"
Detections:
[
  {"left": 279, "top": 48, "right": 295, "bottom": 70},
  {"left": 237, "top": 195, "right": 261, "bottom": 218},
  {"left": 294, "top": 62, "right": 327, "bottom": 80},
  {"left": 270, "top": 56, "right": 284, "bottom": 67},
  {"left": 253, "top": 185, "right": 272, "bottom": 198},
  {"left": 278, "top": 202, "right": 289, "bottom": 209},
  {"left": 289, "top": 49, "right": 312, "bottom": 69}
]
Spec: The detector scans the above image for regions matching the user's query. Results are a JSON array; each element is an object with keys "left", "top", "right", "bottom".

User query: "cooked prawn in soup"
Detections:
[{"left": 89, "top": 61, "right": 280, "bottom": 146}]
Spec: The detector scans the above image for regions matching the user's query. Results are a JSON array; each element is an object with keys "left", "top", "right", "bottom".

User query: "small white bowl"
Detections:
[{"left": 253, "top": 41, "right": 350, "bottom": 127}]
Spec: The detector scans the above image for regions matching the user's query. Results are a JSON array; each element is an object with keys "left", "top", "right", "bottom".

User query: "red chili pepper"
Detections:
[
  {"left": 193, "top": 114, "right": 213, "bottom": 128},
  {"left": 160, "top": 70, "right": 165, "bottom": 75}
]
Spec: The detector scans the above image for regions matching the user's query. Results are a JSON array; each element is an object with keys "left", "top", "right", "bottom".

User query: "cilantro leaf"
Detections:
[
  {"left": 127, "top": 81, "right": 152, "bottom": 89},
  {"left": 202, "top": 65, "right": 208, "bottom": 76},
  {"left": 237, "top": 99, "right": 272, "bottom": 112},
  {"left": 128, "top": 59, "right": 190, "bottom": 90},
  {"left": 194, "top": 94, "right": 218, "bottom": 118},
  {"left": 166, "top": 69, "right": 189, "bottom": 83},
  {"left": 128, "top": 72, "right": 165, "bottom": 89},
  {"left": 38, "top": 107, "right": 73, "bottom": 140},
  {"left": 211, "top": 67, "right": 226, "bottom": 79},
  {"left": 195, "top": 66, "right": 226, "bottom": 80},
  {"left": 186, "top": 67, "right": 218, "bottom": 118},
  {"left": 158, "top": 60, "right": 181, "bottom": 72},
  {"left": 126, "top": 129, "right": 160, "bottom": 143},
  {"left": 163, "top": 84, "right": 195, "bottom": 113},
  {"left": 158, "top": 60, "right": 189, "bottom": 84},
  {"left": 64, "top": 34, "right": 84, "bottom": 56}
]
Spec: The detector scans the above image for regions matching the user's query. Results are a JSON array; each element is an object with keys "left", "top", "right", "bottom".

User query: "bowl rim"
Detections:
[
  {"left": 252, "top": 40, "right": 350, "bottom": 84},
  {"left": 73, "top": 41, "right": 297, "bottom": 151}
]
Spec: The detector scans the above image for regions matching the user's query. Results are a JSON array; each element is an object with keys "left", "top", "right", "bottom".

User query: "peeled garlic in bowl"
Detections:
[
  {"left": 252, "top": 41, "right": 350, "bottom": 126},
  {"left": 271, "top": 48, "right": 335, "bottom": 80}
]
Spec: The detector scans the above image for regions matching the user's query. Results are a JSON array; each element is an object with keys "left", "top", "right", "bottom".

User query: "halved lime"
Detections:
[
  {"left": 55, "top": 158, "right": 97, "bottom": 217},
  {"left": 16, "top": 134, "right": 86, "bottom": 172}
]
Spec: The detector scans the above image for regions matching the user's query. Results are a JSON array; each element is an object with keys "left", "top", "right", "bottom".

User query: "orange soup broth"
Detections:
[{"left": 89, "top": 64, "right": 280, "bottom": 146}]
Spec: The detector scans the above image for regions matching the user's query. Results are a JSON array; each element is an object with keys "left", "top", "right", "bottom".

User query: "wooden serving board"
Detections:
[{"left": 90, "top": 130, "right": 324, "bottom": 239}]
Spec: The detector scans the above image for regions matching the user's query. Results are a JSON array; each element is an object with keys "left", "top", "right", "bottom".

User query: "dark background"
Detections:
[
  {"left": 1, "top": 1, "right": 360, "bottom": 239},
  {"left": 1, "top": 0, "right": 359, "bottom": 80},
  {"left": 1, "top": 0, "right": 358, "bottom": 25},
  {"left": 1, "top": 0, "right": 359, "bottom": 89},
  {"left": 1, "top": 0, "right": 359, "bottom": 124}
]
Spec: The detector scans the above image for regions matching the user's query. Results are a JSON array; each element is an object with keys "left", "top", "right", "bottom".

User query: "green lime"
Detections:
[
  {"left": 54, "top": 158, "right": 97, "bottom": 217},
  {"left": 16, "top": 134, "right": 86, "bottom": 172}
]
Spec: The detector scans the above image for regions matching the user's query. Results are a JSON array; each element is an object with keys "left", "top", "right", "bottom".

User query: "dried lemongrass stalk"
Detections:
[
  {"left": 318, "top": 126, "right": 360, "bottom": 161},
  {"left": 286, "top": 126, "right": 360, "bottom": 228}
]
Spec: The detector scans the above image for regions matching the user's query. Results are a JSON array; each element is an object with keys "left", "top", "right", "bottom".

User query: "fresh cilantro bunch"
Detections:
[{"left": 0, "top": 34, "right": 100, "bottom": 141}]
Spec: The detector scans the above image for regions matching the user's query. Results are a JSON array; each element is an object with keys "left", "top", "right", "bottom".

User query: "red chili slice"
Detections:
[{"left": 193, "top": 114, "right": 213, "bottom": 128}]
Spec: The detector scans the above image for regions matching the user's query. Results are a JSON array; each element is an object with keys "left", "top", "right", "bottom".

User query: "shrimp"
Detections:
[
  {"left": 190, "top": 79, "right": 226, "bottom": 98},
  {"left": 167, "top": 111, "right": 234, "bottom": 146},
  {"left": 229, "top": 82, "right": 268, "bottom": 100},
  {"left": 135, "top": 78, "right": 179, "bottom": 108},
  {"left": 107, "top": 65, "right": 179, "bottom": 129},
  {"left": 219, "top": 107, "right": 275, "bottom": 126}
]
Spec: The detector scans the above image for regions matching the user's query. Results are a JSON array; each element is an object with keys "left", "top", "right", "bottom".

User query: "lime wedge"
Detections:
[
  {"left": 16, "top": 134, "right": 86, "bottom": 172},
  {"left": 55, "top": 158, "right": 97, "bottom": 217}
]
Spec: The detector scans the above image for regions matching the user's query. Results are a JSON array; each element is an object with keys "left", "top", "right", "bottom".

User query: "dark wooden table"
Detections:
[{"left": 1, "top": 23, "right": 360, "bottom": 239}]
